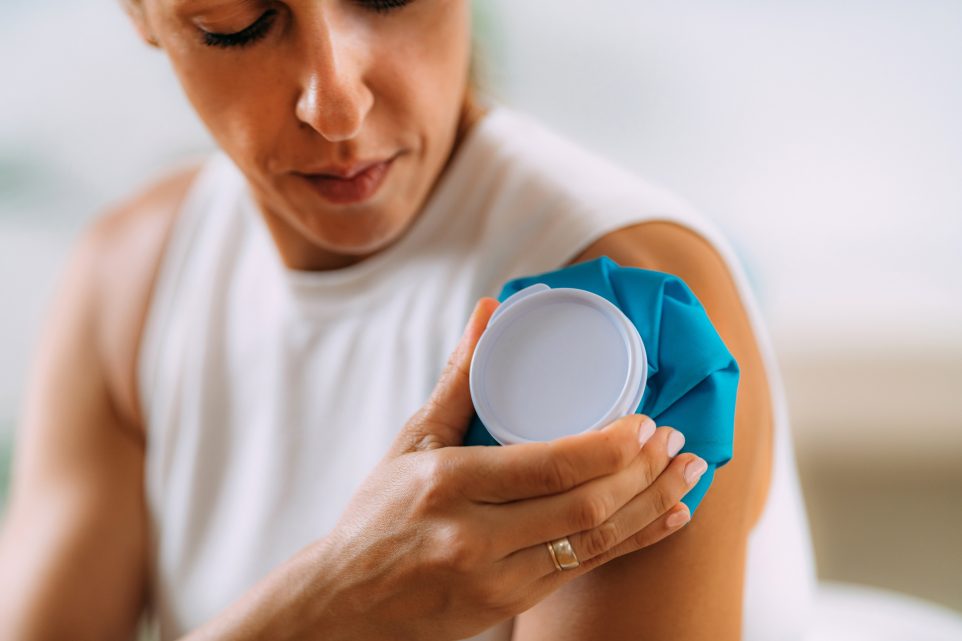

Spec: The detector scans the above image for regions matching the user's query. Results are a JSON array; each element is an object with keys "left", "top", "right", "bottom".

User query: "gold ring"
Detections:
[{"left": 546, "top": 536, "right": 580, "bottom": 571}]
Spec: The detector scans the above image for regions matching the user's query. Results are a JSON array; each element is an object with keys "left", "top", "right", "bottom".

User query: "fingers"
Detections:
[
  {"left": 390, "top": 297, "right": 499, "bottom": 455},
  {"left": 459, "top": 413, "right": 657, "bottom": 504},
  {"left": 496, "top": 445, "right": 705, "bottom": 585},
  {"left": 554, "top": 455, "right": 704, "bottom": 577},
  {"left": 593, "top": 499, "right": 693, "bottom": 561},
  {"left": 532, "top": 499, "right": 694, "bottom": 595},
  {"left": 483, "top": 424, "right": 677, "bottom": 553}
]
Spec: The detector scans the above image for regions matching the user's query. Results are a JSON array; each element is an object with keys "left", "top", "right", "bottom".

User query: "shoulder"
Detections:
[
  {"left": 484, "top": 108, "right": 702, "bottom": 247},
  {"left": 568, "top": 220, "right": 774, "bottom": 526},
  {"left": 569, "top": 220, "right": 749, "bottom": 328},
  {"left": 0, "top": 160, "right": 205, "bottom": 639},
  {"left": 511, "top": 220, "right": 776, "bottom": 639},
  {"left": 485, "top": 108, "right": 646, "bottom": 199},
  {"left": 74, "top": 158, "right": 206, "bottom": 436}
]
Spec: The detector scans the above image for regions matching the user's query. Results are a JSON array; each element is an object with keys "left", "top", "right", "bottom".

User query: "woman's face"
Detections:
[{"left": 130, "top": 0, "right": 475, "bottom": 270}]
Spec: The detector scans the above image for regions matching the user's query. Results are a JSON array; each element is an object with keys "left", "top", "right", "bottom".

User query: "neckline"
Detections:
[{"left": 236, "top": 99, "right": 507, "bottom": 315}]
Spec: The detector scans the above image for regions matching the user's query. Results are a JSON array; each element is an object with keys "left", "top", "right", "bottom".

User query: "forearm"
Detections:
[{"left": 180, "top": 537, "right": 389, "bottom": 641}]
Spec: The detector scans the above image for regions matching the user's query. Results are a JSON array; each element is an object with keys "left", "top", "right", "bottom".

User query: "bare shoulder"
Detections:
[
  {"left": 82, "top": 159, "right": 205, "bottom": 437},
  {"left": 509, "top": 221, "right": 775, "bottom": 640},
  {"left": 569, "top": 219, "right": 735, "bottom": 288},
  {"left": 567, "top": 219, "right": 774, "bottom": 525},
  {"left": 0, "top": 160, "right": 205, "bottom": 640}
]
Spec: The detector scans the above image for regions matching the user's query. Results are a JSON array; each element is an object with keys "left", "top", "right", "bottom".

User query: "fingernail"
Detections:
[
  {"left": 685, "top": 458, "right": 708, "bottom": 484},
  {"left": 666, "top": 506, "right": 690, "bottom": 528},
  {"left": 667, "top": 430, "right": 686, "bottom": 457},
  {"left": 638, "top": 417, "right": 656, "bottom": 446}
]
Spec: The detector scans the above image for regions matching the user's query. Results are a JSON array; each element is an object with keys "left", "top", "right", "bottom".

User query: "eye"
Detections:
[
  {"left": 199, "top": 1, "right": 413, "bottom": 49},
  {"left": 201, "top": 9, "right": 278, "bottom": 49},
  {"left": 356, "top": 0, "right": 413, "bottom": 14}
]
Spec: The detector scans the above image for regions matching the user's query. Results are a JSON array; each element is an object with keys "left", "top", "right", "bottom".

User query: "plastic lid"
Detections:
[{"left": 469, "top": 284, "right": 648, "bottom": 445}]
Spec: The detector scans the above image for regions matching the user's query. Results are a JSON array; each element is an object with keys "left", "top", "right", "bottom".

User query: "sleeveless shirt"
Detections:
[{"left": 139, "top": 100, "right": 817, "bottom": 640}]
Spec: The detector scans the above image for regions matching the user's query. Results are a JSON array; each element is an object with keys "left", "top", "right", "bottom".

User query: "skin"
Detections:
[
  {"left": 511, "top": 223, "right": 775, "bottom": 640},
  {"left": 0, "top": 1, "right": 773, "bottom": 639},
  {"left": 127, "top": 0, "right": 484, "bottom": 272}
]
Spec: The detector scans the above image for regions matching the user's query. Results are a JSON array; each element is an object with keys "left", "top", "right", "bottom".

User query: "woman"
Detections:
[{"left": 0, "top": 1, "right": 816, "bottom": 640}]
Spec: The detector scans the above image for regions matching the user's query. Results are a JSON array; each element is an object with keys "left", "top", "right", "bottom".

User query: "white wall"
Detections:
[
  {"left": 482, "top": 0, "right": 962, "bottom": 353},
  {"left": 476, "top": 0, "right": 962, "bottom": 463},
  {"left": 2, "top": 1, "right": 961, "bottom": 458},
  {"left": 0, "top": 3, "right": 213, "bottom": 426}
]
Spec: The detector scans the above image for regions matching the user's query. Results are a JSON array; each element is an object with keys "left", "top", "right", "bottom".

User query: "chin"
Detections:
[{"left": 295, "top": 208, "right": 410, "bottom": 256}]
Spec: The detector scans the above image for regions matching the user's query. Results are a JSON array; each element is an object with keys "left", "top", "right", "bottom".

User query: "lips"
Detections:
[
  {"left": 299, "top": 155, "right": 396, "bottom": 205},
  {"left": 299, "top": 151, "right": 400, "bottom": 179},
  {"left": 314, "top": 159, "right": 384, "bottom": 179}
]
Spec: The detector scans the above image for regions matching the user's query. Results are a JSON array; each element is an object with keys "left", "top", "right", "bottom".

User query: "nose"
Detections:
[{"left": 294, "top": 11, "right": 374, "bottom": 142}]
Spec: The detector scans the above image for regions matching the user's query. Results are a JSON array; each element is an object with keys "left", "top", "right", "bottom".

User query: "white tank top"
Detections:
[{"left": 139, "top": 101, "right": 817, "bottom": 640}]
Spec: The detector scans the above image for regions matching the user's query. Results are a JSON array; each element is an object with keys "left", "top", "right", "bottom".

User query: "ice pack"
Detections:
[{"left": 462, "top": 255, "right": 740, "bottom": 515}]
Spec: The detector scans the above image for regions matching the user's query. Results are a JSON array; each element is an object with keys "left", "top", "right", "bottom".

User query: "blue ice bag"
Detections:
[{"left": 462, "top": 255, "right": 740, "bottom": 516}]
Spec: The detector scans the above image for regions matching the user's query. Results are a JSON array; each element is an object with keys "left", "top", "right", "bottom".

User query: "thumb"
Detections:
[{"left": 395, "top": 296, "right": 500, "bottom": 454}]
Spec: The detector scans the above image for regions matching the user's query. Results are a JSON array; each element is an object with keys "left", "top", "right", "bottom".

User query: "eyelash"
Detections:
[{"left": 201, "top": 0, "right": 413, "bottom": 49}]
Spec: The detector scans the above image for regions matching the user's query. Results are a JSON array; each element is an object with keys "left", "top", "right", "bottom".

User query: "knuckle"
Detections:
[
  {"left": 596, "top": 427, "right": 632, "bottom": 471},
  {"left": 475, "top": 577, "right": 511, "bottom": 617},
  {"left": 629, "top": 527, "right": 655, "bottom": 550},
  {"left": 582, "top": 519, "right": 621, "bottom": 558},
  {"left": 419, "top": 398, "right": 441, "bottom": 426},
  {"left": 612, "top": 427, "right": 638, "bottom": 469},
  {"left": 535, "top": 448, "right": 579, "bottom": 494},
  {"left": 637, "top": 454, "right": 657, "bottom": 488},
  {"left": 571, "top": 493, "right": 610, "bottom": 531},
  {"left": 578, "top": 546, "right": 615, "bottom": 573},
  {"left": 649, "top": 485, "right": 674, "bottom": 515},
  {"left": 417, "top": 455, "right": 453, "bottom": 511},
  {"left": 433, "top": 523, "right": 484, "bottom": 574}
]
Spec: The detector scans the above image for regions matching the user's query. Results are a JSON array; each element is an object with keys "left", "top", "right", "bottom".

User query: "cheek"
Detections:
[
  {"left": 409, "top": 2, "right": 472, "bottom": 100},
  {"left": 167, "top": 49, "right": 289, "bottom": 174},
  {"left": 373, "top": 4, "right": 471, "bottom": 147}
]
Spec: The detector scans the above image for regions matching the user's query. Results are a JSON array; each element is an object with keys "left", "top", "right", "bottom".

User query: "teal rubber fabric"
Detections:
[{"left": 462, "top": 255, "right": 740, "bottom": 516}]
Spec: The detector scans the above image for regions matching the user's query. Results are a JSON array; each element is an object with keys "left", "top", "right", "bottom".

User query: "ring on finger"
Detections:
[{"left": 545, "top": 536, "right": 580, "bottom": 571}]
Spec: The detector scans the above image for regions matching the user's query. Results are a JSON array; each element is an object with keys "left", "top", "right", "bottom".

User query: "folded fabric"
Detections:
[{"left": 462, "top": 255, "right": 740, "bottom": 516}]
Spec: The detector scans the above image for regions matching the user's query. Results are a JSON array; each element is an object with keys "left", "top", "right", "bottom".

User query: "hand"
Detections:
[{"left": 315, "top": 298, "right": 706, "bottom": 641}]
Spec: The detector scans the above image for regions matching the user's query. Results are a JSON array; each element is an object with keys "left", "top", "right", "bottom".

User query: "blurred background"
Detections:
[{"left": 1, "top": 0, "right": 960, "bottom": 630}]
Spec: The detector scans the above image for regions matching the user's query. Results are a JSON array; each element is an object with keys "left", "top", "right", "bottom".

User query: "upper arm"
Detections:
[
  {"left": 0, "top": 221, "right": 150, "bottom": 641},
  {"left": 510, "top": 221, "right": 774, "bottom": 641},
  {"left": 0, "top": 164, "right": 199, "bottom": 640}
]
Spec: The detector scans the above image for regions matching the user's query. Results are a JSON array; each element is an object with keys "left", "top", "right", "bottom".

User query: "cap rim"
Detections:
[{"left": 469, "top": 285, "right": 648, "bottom": 445}]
